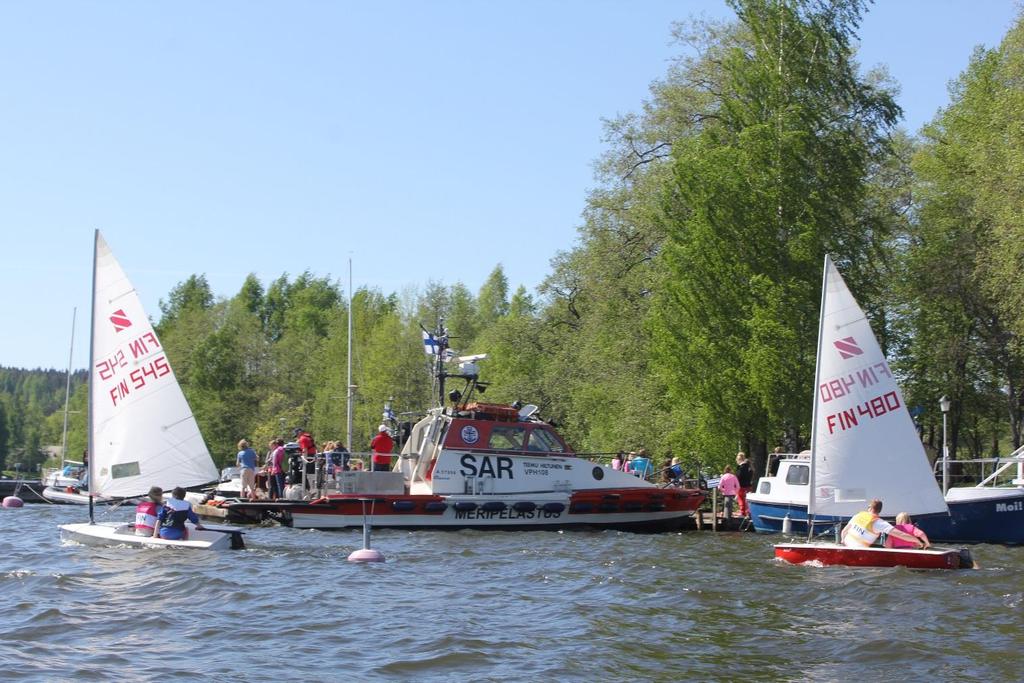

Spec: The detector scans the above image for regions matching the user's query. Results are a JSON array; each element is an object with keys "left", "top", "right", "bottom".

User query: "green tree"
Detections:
[
  {"left": 651, "top": 0, "right": 901, "bottom": 472},
  {"left": 476, "top": 265, "right": 510, "bottom": 328}
]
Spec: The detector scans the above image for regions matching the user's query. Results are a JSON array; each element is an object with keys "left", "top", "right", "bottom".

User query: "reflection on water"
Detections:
[{"left": 1, "top": 505, "right": 1022, "bottom": 681}]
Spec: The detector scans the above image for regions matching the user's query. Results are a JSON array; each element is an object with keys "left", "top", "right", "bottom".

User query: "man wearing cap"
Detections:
[
  {"left": 134, "top": 486, "right": 163, "bottom": 536},
  {"left": 370, "top": 425, "right": 394, "bottom": 472}
]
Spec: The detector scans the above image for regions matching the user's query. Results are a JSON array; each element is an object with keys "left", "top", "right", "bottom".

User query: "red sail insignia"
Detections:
[
  {"left": 110, "top": 309, "right": 132, "bottom": 333},
  {"left": 833, "top": 336, "right": 862, "bottom": 359}
]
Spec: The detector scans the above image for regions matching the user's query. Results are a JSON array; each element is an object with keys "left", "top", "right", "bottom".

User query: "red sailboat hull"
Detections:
[{"left": 774, "top": 543, "right": 969, "bottom": 570}]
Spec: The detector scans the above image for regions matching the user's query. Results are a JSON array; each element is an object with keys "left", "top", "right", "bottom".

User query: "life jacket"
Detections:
[
  {"left": 884, "top": 523, "right": 922, "bottom": 549},
  {"left": 161, "top": 498, "right": 193, "bottom": 531},
  {"left": 134, "top": 500, "right": 159, "bottom": 536},
  {"left": 844, "top": 510, "right": 882, "bottom": 547}
]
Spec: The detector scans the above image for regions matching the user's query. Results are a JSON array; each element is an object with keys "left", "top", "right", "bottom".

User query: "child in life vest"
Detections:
[
  {"left": 134, "top": 486, "right": 164, "bottom": 536},
  {"left": 883, "top": 512, "right": 932, "bottom": 549}
]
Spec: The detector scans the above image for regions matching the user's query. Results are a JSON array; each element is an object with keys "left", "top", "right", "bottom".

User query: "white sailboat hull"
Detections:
[
  {"left": 42, "top": 487, "right": 130, "bottom": 505},
  {"left": 59, "top": 522, "right": 235, "bottom": 550}
]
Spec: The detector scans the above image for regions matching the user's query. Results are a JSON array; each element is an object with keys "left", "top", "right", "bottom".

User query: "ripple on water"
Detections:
[{"left": 2, "top": 507, "right": 1024, "bottom": 681}]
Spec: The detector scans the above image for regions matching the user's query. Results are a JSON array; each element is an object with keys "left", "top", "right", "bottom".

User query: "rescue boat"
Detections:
[{"left": 272, "top": 326, "right": 705, "bottom": 531}]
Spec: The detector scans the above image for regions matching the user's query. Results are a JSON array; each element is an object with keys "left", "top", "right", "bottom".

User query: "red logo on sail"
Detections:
[
  {"left": 110, "top": 309, "right": 132, "bottom": 333},
  {"left": 833, "top": 337, "right": 862, "bottom": 359}
]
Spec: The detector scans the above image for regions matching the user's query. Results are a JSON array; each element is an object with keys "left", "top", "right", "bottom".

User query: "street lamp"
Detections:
[{"left": 939, "top": 395, "right": 951, "bottom": 495}]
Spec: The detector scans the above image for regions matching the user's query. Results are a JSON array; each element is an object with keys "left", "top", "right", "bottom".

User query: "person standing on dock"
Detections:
[
  {"left": 370, "top": 425, "right": 394, "bottom": 472},
  {"left": 735, "top": 452, "right": 754, "bottom": 518},
  {"left": 718, "top": 466, "right": 740, "bottom": 519},
  {"left": 237, "top": 440, "right": 258, "bottom": 501},
  {"left": 267, "top": 439, "right": 286, "bottom": 501}
]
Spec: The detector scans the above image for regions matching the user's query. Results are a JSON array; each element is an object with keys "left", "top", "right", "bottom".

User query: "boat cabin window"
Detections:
[
  {"left": 759, "top": 481, "right": 771, "bottom": 495},
  {"left": 488, "top": 426, "right": 527, "bottom": 450},
  {"left": 785, "top": 464, "right": 809, "bottom": 486},
  {"left": 527, "top": 428, "right": 565, "bottom": 453}
]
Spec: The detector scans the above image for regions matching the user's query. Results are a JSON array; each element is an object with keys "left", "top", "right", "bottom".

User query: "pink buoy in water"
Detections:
[
  {"left": 347, "top": 547, "right": 385, "bottom": 563},
  {"left": 2, "top": 496, "right": 24, "bottom": 508},
  {"left": 347, "top": 498, "right": 385, "bottom": 562}
]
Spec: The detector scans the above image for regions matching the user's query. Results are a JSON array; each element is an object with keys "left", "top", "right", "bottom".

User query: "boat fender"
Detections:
[
  {"left": 598, "top": 503, "right": 618, "bottom": 513},
  {"left": 424, "top": 501, "right": 448, "bottom": 513},
  {"left": 512, "top": 501, "right": 536, "bottom": 513},
  {"left": 481, "top": 501, "right": 507, "bottom": 512},
  {"left": 571, "top": 502, "right": 594, "bottom": 514},
  {"left": 781, "top": 514, "right": 792, "bottom": 535},
  {"left": 2, "top": 496, "right": 24, "bottom": 509},
  {"left": 542, "top": 502, "right": 566, "bottom": 514},
  {"left": 622, "top": 501, "right": 643, "bottom": 513},
  {"left": 647, "top": 503, "right": 666, "bottom": 512},
  {"left": 453, "top": 501, "right": 478, "bottom": 512},
  {"left": 392, "top": 500, "right": 417, "bottom": 512}
]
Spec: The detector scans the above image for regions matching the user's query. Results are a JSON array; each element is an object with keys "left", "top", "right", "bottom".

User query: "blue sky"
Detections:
[{"left": 1, "top": 1, "right": 1019, "bottom": 370}]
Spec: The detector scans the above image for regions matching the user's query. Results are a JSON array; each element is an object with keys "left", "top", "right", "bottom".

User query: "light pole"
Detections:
[{"left": 940, "top": 395, "right": 951, "bottom": 495}]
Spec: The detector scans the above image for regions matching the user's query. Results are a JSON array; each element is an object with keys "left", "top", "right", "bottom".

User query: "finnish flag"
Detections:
[{"left": 422, "top": 330, "right": 439, "bottom": 356}]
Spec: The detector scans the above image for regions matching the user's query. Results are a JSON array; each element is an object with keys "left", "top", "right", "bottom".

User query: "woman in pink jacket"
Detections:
[{"left": 718, "top": 465, "right": 741, "bottom": 520}]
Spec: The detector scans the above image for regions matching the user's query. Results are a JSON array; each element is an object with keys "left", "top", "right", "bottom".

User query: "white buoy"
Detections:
[
  {"left": 781, "top": 513, "right": 792, "bottom": 535},
  {"left": 2, "top": 496, "right": 24, "bottom": 509},
  {"left": 347, "top": 498, "right": 385, "bottom": 563}
]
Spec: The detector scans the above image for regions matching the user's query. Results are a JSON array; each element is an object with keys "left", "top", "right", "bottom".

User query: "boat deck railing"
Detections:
[{"left": 931, "top": 444, "right": 1024, "bottom": 488}]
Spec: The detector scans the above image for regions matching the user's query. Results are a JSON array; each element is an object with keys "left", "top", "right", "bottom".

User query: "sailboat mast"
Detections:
[
  {"left": 806, "top": 254, "right": 831, "bottom": 541},
  {"left": 87, "top": 231, "right": 99, "bottom": 525},
  {"left": 346, "top": 257, "right": 353, "bottom": 453},
  {"left": 60, "top": 307, "right": 77, "bottom": 466}
]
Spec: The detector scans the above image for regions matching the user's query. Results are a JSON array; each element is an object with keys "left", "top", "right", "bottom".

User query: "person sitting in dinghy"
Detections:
[
  {"left": 134, "top": 486, "right": 164, "bottom": 536},
  {"left": 840, "top": 499, "right": 924, "bottom": 549},
  {"left": 153, "top": 487, "right": 205, "bottom": 541},
  {"left": 883, "top": 512, "right": 932, "bottom": 550}
]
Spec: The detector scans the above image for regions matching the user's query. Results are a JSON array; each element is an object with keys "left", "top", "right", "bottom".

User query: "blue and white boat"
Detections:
[{"left": 748, "top": 256, "right": 1024, "bottom": 545}]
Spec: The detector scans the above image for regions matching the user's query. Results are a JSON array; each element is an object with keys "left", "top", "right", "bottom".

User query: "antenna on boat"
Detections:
[{"left": 420, "top": 319, "right": 450, "bottom": 407}]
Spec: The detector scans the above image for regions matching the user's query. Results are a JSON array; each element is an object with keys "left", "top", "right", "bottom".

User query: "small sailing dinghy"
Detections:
[
  {"left": 770, "top": 255, "right": 968, "bottom": 570},
  {"left": 774, "top": 543, "right": 970, "bottom": 569},
  {"left": 59, "top": 231, "right": 243, "bottom": 550}
]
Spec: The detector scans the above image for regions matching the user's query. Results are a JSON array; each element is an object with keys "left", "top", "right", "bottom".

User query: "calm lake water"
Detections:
[{"left": 1, "top": 504, "right": 1022, "bottom": 682}]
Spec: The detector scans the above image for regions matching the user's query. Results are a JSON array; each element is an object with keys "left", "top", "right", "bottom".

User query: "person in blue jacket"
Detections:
[{"left": 153, "top": 487, "right": 205, "bottom": 540}]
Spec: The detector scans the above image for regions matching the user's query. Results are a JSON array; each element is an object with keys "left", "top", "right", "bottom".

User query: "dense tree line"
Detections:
[
  {"left": 0, "top": 367, "right": 86, "bottom": 472},
  {"left": 6, "top": 1, "right": 1023, "bottom": 480}
]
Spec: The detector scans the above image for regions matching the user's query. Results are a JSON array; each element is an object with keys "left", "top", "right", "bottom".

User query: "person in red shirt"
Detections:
[
  {"left": 294, "top": 428, "right": 316, "bottom": 456},
  {"left": 370, "top": 425, "right": 394, "bottom": 472}
]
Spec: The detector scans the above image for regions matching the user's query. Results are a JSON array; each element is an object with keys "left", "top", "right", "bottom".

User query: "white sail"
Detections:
[
  {"left": 88, "top": 231, "right": 218, "bottom": 498},
  {"left": 808, "top": 256, "right": 948, "bottom": 517}
]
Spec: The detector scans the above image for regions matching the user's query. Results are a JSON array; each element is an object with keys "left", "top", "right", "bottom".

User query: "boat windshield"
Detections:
[
  {"left": 527, "top": 428, "right": 565, "bottom": 453},
  {"left": 488, "top": 426, "right": 526, "bottom": 450}
]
